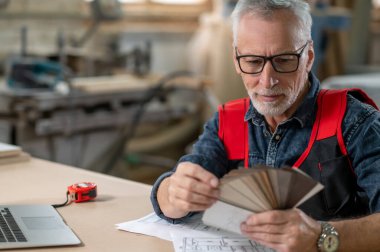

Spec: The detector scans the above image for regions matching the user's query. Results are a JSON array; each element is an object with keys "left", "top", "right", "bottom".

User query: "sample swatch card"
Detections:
[
  {"left": 0, "top": 142, "right": 21, "bottom": 157},
  {"left": 202, "top": 165, "right": 324, "bottom": 234},
  {"left": 0, "top": 142, "right": 30, "bottom": 165}
]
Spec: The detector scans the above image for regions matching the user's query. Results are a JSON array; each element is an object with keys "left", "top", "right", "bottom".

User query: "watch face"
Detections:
[{"left": 323, "top": 234, "right": 339, "bottom": 252}]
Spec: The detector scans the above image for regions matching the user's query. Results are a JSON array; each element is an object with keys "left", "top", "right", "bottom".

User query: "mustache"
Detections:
[{"left": 253, "top": 87, "right": 288, "bottom": 96}]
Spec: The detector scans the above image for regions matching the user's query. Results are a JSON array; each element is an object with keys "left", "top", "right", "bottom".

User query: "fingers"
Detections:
[
  {"left": 241, "top": 209, "right": 320, "bottom": 252},
  {"left": 168, "top": 195, "right": 213, "bottom": 212},
  {"left": 168, "top": 181, "right": 217, "bottom": 208},
  {"left": 175, "top": 162, "right": 219, "bottom": 188},
  {"left": 243, "top": 231, "right": 285, "bottom": 244},
  {"left": 170, "top": 179, "right": 219, "bottom": 201},
  {"left": 170, "top": 175, "right": 219, "bottom": 200},
  {"left": 171, "top": 162, "right": 219, "bottom": 198},
  {"left": 245, "top": 210, "right": 289, "bottom": 226},
  {"left": 167, "top": 162, "right": 220, "bottom": 212},
  {"left": 241, "top": 222, "right": 286, "bottom": 235}
]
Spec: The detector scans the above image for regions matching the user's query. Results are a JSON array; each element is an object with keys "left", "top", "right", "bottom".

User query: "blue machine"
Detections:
[{"left": 6, "top": 57, "right": 64, "bottom": 90}]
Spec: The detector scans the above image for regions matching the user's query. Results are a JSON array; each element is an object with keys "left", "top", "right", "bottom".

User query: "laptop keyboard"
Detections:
[{"left": 0, "top": 208, "right": 27, "bottom": 242}]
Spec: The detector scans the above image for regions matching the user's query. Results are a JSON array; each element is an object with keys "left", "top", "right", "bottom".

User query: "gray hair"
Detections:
[{"left": 231, "top": 0, "right": 312, "bottom": 45}]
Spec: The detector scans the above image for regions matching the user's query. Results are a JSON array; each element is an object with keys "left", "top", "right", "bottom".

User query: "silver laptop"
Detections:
[{"left": 0, "top": 205, "right": 81, "bottom": 249}]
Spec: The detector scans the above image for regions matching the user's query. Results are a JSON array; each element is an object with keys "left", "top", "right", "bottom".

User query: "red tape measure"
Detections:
[{"left": 67, "top": 182, "right": 97, "bottom": 203}]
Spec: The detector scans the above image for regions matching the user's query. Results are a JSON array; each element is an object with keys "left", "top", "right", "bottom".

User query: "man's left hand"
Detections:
[{"left": 241, "top": 208, "right": 321, "bottom": 252}]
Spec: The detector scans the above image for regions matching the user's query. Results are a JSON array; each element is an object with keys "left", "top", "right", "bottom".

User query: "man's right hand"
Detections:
[{"left": 157, "top": 162, "right": 220, "bottom": 219}]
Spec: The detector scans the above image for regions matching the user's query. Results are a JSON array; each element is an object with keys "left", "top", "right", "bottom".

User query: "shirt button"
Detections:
[{"left": 275, "top": 135, "right": 281, "bottom": 141}]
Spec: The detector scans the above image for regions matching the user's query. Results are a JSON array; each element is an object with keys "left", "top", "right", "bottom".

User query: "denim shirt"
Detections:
[{"left": 150, "top": 73, "right": 380, "bottom": 223}]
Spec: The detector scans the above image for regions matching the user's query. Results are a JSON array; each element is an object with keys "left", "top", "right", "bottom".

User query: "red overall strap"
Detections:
[
  {"left": 293, "top": 88, "right": 378, "bottom": 169},
  {"left": 218, "top": 98, "right": 250, "bottom": 168},
  {"left": 293, "top": 89, "right": 328, "bottom": 168},
  {"left": 219, "top": 88, "right": 378, "bottom": 170}
]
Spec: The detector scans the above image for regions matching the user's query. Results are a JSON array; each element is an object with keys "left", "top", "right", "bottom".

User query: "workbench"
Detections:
[{"left": 0, "top": 74, "right": 204, "bottom": 172}]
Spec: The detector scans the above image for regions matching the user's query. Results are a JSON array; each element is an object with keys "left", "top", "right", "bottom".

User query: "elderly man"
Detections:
[{"left": 150, "top": 0, "right": 380, "bottom": 251}]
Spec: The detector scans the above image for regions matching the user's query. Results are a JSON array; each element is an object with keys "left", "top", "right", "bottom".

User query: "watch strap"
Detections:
[{"left": 317, "top": 222, "right": 340, "bottom": 252}]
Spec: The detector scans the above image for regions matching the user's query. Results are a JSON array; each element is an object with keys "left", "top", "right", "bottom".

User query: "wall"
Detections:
[
  {"left": 0, "top": 0, "right": 88, "bottom": 57},
  {"left": 0, "top": 0, "right": 199, "bottom": 77}
]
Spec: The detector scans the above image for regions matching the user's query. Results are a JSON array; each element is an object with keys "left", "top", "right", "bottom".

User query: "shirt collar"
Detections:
[{"left": 244, "top": 72, "right": 321, "bottom": 128}]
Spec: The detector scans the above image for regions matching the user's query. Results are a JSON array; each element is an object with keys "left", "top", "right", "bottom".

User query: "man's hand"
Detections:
[
  {"left": 241, "top": 208, "right": 321, "bottom": 252},
  {"left": 157, "top": 162, "right": 220, "bottom": 219}
]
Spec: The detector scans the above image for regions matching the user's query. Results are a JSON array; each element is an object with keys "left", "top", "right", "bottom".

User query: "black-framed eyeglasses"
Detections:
[{"left": 235, "top": 42, "right": 309, "bottom": 74}]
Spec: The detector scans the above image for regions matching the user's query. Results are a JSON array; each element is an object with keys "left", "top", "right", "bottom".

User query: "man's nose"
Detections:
[{"left": 259, "top": 61, "right": 278, "bottom": 88}]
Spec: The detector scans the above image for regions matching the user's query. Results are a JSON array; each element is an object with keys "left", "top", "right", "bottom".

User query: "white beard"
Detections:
[{"left": 248, "top": 85, "right": 299, "bottom": 116}]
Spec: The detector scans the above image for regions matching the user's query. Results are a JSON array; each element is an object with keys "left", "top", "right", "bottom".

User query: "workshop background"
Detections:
[{"left": 0, "top": 0, "right": 380, "bottom": 184}]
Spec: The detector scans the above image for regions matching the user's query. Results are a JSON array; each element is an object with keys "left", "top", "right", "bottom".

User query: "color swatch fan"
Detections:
[
  {"left": 220, "top": 165, "right": 324, "bottom": 211},
  {"left": 202, "top": 165, "right": 324, "bottom": 234}
]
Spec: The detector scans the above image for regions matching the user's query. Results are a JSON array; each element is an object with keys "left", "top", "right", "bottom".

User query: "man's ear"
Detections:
[
  {"left": 232, "top": 43, "right": 242, "bottom": 74},
  {"left": 306, "top": 40, "right": 315, "bottom": 73}
]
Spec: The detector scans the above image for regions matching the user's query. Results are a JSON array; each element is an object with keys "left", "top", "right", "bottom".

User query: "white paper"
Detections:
[
  {"left": 117, "top": 212, "right": 275, "bottom": 252},
  {"left": 116, "top": 212, "right": 226, "bottom": 241},
  {"left": 171, "top": 232, "right": 275, "bottom": 252},
  {"left": 202, "top": 200, "right": 254, "bottom": 235}
]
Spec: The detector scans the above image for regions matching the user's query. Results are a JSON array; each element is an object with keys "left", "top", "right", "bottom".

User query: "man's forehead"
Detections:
[{"left": 236, "top": 12, "right": 302, "bottom": 50}]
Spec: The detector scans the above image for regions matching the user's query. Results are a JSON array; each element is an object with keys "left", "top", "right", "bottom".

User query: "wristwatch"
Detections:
[{"left": 317, "top": 222, "right": 340, "bottom": 252}]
